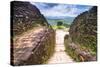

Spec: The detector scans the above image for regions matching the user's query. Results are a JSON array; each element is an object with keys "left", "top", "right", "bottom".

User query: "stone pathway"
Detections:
[{"left": 47, "top": 30, "right": 74, "bottom": 64}]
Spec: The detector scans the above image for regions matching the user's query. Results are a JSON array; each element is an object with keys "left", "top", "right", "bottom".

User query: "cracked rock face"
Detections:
[
  {"left": 69, "top": 6, "right": 97, "bottom": 53},
  {"left": 11, "top": 1, "right": 49, "bottom": 36},
  {"left": 11, "top": 1, "right": 55, "bottom": 66}
]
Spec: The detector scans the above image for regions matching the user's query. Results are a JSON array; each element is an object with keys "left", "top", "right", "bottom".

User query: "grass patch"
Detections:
[
  {"left": 64, "top": 35, "right": 97, "bottom": 62},
  {"left": 64, "top": 37, "right": 80, "bottom": 62},
  {"left": 52, "top": 25, "right": 67, "bottom": 30}
]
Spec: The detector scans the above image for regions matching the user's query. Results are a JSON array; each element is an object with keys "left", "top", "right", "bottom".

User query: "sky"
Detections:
[{"left": 30, "top": 2, "right": 92, "bottom": 18}]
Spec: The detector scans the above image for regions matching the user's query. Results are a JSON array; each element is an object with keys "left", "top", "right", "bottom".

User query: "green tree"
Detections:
[{"left": 57, "top": 21, "right": 63, "bottom": 26}]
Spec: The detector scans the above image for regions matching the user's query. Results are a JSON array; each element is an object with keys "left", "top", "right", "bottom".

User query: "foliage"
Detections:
[
  {"left": 64, "top": 36, "right": 80, "bottom": 61},
  {"left": 64, "top": 35, "right": 96, "bottom": 62},
  {"left": 57, "top": 21, "right": 63, "bottom": 26},
  {"left": 52, "top": 25, "right": 66, "bottom": 30},
  {"left": 63, "top": 23, "right": 70, "bottom": 28},
  {"left": 51, "top": 21, "right": 70, "bottom": 30}
]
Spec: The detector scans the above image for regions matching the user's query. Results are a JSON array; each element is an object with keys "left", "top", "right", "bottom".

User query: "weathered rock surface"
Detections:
[
  {"left": 64, "top": 6, "right": 97, "bottom": 62},
  {"left": 11, "top": 27, "right": 55, "bottom": 66},
  {"left": 11, "top": 1, "right": 55, "bottom": 66},
  {"left": 11, "top": 1, "right": 49, "bottom": 36},
  {"left": 69, "top": 6, "right": 97, "bottom": 53}
]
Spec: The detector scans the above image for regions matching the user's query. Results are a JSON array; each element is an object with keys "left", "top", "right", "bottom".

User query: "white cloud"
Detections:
[
  {"left": 31, "top": 2, "right": 91, "bottom": 17},
  {"left": 40, "top": 5, "right": 81, "bottom": 17}
]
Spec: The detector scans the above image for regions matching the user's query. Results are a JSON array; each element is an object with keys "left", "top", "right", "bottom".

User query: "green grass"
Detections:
[
  {"left": 64, "top": 35, "right": 97, "bottom": 62},
  {"left": 64, "top": 37, "right": 80, "bottom": 62},
  {"left": 72, "top": 35, "right": 97, "bottom": 56},
  {"left": 52, "top": 25, "right": 58, "bottom": 29},
  {"left": 52, "top": 25, "right": 67, "bottom": 30}
]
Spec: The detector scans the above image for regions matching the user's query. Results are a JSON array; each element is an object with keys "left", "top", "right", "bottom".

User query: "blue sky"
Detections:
[{"left": 31, "top": 2, "right": 92, "bottom": 18}]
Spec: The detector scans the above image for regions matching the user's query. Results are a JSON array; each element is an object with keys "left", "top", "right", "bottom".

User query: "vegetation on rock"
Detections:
[{"left": 64, "top": 6, "right": 97, "bottom": 61}]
